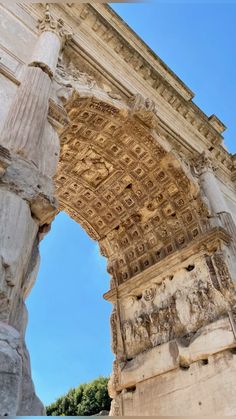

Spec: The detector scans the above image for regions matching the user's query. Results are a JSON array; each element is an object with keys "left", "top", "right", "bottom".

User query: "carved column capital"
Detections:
[
  {"left": 193, "top": 151, "right": 215, "bottom": 175},
  {"left": 37, "top": 4, "right": 72, "bottom": 47},
  {"left": 30, "top": 5, "right": 73, "bottom": 78}
]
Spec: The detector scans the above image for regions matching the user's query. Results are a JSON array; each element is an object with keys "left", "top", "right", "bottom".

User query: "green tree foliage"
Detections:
[{"left": 46, "top": 376, "right": 111, "bottom": 416}]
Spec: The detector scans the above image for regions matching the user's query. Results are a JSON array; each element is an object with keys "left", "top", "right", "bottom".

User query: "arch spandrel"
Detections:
[{"left": 54, "top": 83, "right": 211, "bottom": 289}]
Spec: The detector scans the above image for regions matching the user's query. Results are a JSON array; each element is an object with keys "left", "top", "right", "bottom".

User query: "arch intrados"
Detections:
[{"left": 54, "top": 85, "right": 209, "bottom": 290}]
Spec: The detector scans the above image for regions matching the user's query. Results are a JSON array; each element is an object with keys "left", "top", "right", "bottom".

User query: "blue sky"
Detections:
[{"left": 26, "top": 1, "right": 236, "bottom": 407}]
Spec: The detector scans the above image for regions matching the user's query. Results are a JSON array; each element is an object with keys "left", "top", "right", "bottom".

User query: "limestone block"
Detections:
[
  {"left": 119, "top": 317, "right": 236, "bottom": 390},
  {"left": 29, "top": 31, "right": 61, "bottom": 77},
  {"left": 0, "top": 189, "right": 38, "bottom": 323},
  {"left": 121, "top": 350, "right": 236, "bottom": 416},
  {"left": 178, "top": 317, "right": 236, "bottom": 365},
  {"left": 0, "top": 190, "right": 38, "bottom": 288},
  {"left": 120, "top": 340, "right": 178, "bottom": 389},
  {"left": 0, "top": 322, "right": 22, "bottom": 416},
  {"left": 30, "top": 192, "right": 58, "bottom": 225},
  {"left": 3, "top": 156, "right": 55, "bottom": 202},
  {"left": 0, "top": 6, "right": 36, "bottom": 64},
  {"left": 17, "top": 344, "right": 45, "bottom": 415}
]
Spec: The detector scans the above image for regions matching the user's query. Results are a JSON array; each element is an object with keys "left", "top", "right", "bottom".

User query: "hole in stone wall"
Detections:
[
  {"left": 171, "top": 212, "right": 176, "bottom": 217},
  {"left": 125, "top": 183, "right": 132, "bottom": 189},
  {"left": 126, "top": 385, "right": 136, "bottom": 393},
  {"left": 201, "top": 359, "right": 208, "bottom": 365},
  {"left": 180, "top": 364, "right": 190, "bottom": 370},
  {"left": 169, "top": 275, "right": 174, "bottom": 281},
  {"left": 179, "top": 360, "right": 190, "bottom": 370},
  {"left": 136, "top": 294, "right": 142, "bottom": 300},
  {"left": 208, "top": 146, "right": 214, "bottom": 152},
  {"left": 230, "top": 347, "right": 236, "bottom": 354},
  {"left": 185, "top": 264, "right": 195, "bottom": 272}
]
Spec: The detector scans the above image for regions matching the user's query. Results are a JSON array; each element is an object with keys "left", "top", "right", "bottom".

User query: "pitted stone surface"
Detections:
[{"left": 0, "top": 2, "right": 235, "bottom": 417}]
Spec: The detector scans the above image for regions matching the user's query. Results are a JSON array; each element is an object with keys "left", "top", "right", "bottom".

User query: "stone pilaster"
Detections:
[{"left": 0, "top": 5, "right": 72, "bottom": 415}]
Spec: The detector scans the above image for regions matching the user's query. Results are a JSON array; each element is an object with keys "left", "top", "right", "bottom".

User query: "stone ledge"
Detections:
[
  {"left": 118, "top": 316, "right": 236, "bottom": 391},
  {"left": 0, "top": 155, "right": 57, "bottom": 225}
]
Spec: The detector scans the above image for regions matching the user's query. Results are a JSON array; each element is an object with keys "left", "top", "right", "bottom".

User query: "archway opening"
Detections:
[{"left": 26, "top": 211, "right": 113, "bottom": 406}]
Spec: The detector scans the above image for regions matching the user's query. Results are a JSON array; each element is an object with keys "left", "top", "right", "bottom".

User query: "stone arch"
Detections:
[
  {"left": 45, "top": 74, "right": 236, "bottom": 415},
  {"left": 0, "top": 3, "right": 236, "bottom": 416},
  {"left": 52, "top": 78, "right": 210, "bottom": 292}
]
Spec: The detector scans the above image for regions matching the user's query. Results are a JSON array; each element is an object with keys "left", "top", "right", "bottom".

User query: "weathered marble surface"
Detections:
[
  {"left": 120, "top": 350, "right": 236, "bottom": 416},
  {"left": 0, "top": 2, "right": 235, "bottom": 417}
]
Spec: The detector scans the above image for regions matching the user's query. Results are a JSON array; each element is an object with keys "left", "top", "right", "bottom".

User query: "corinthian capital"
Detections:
[
  {"left": 193, "top": 151, "right": 215, "bottom": 175},
  {"left": 38, "top": 4, "right": 72, "bottom": 46}
]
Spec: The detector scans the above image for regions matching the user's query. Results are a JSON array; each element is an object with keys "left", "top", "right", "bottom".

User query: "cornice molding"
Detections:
[
  {"left": 19, "top": 3, "right": 233, "bottom": 160},
  {"left": 0, "top": 60, "right": 20, "bottom": 85},
  {"left": 104, "top": 227, "right": 231, "bottom": 302},
  {"left": 76, "top": 4, "right": 226, "bottom": 145}
]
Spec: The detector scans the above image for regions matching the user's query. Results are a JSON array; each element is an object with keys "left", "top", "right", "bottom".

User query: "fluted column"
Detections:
[
  {"left": 0, "top": 5, "right": 72, "bottom": 415},
  {"left": 195, "top": 152, "right": 229, "bottom": 214},
  {"left": 195, "top": 151, "right": 236, "bottom": 254},
  {"left": 1, "top": 4, "right": 71, "bottom": 168}
]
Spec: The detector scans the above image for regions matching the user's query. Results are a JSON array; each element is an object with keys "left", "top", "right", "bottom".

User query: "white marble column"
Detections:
[
  {"left": 196, "top": 152, "right": 229, "bottom": 214},
  {"left": 0, "top": 5, "right": 71, "bottom": 415},
  {"left": 196, "top": 151, "right": 236, "bottom": 258}
]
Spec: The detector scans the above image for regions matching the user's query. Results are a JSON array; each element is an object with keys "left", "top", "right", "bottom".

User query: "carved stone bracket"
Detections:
[{"left": 128, "top": 93, "right": 158, "bottom": 128}]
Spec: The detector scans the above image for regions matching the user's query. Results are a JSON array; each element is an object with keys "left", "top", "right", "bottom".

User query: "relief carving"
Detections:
[
  {"left": 213, "top": 253, "right": 236, "bottom": 298},
  {"left": 143, "top": 286, "right": 156, "bottom": 302},
  {"left": 129, "top": 93, "right": 156, "bottom": 113},
  {"left": 55, "top": 59, "right": 97, "bottom": 89},
  {"left": 120, "top": 258, "right": 231, "bottom": 359},
  {"left": 73, "top": 147, "right": 113, "bottom": 188},
  {"left": 110, "top": 307, "right": 118, "bottom": 355}
]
